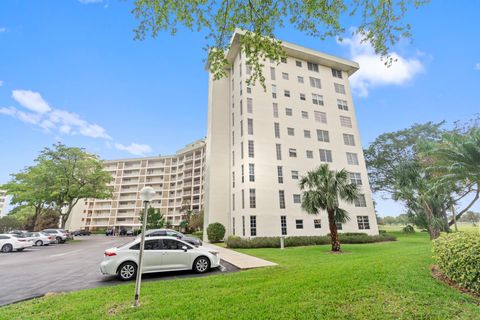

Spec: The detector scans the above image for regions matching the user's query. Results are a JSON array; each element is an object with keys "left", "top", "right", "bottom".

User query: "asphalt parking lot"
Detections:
[{"left": 0, "top": 236, "right": 238, "bottom": 306}]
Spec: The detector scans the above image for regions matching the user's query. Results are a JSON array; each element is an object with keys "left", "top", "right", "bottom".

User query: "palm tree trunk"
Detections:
[{"left": 327, "top": 209, "right": 341, "bottom": 252}]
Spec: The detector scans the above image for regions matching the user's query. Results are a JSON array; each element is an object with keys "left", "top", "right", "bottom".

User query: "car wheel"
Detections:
[
  {"left": 1, "top": 244, "right": 13, "bottom": 253},
  {"left": 35, "top": 240, "right": 43, "bottom": 246},
  {"left": 56, "top": 237, "right": 62, "bottom": 244},
  {"left": 193, "top": 256, "right": 210, "bottom": 273},
  {"left": 117, "top": 262, "right": 137, "bottom": 281}
]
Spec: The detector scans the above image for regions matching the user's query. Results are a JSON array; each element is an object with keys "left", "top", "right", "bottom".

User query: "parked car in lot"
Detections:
[
  {"left": 25, "top": 231, "right": 55, "bottom": 246},
  {"left": 42, "top": 229, "right": 69, "bottom": 244},
  {"left": 100, "top": 236, "right": 220, "bottom": 281},
  {"left": 8, "top": 230, "right": 29, "bottom": 236},
  {"left": 0, "top": 234, "right": 33, "bottom": 252},
  {"left": 72, "top": 230, "right": 91, "bottom": 236},
  {"left": 136, "top": 229, "right": 202, "bottom": 247}
]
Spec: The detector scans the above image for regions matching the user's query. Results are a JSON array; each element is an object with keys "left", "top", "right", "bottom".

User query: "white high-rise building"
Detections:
[
  {"left": 0, "top": 190, "right": 9, "bottom": 217},
  {"left": 204, "top": 30, "right": 378, "bottom": 238}
]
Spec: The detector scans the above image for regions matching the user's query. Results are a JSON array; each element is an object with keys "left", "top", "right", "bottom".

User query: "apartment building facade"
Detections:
[
  {"left": 68, "top": 140, "right": 205, "bottom": 231},
  {"left": 0, "top": 190, "right": 8, "bottom": 217},
  {"left": 204, "top": 30, "right": 378, "bottom": 238}
]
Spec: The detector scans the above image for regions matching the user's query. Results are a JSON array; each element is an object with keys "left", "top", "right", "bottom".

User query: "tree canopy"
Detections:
[{"left": 132, "top": 0, "right": 429, "bottom": 86}]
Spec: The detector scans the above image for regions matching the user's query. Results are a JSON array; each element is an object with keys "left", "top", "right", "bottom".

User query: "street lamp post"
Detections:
[{"left": 133, "top": 186, "right": 156, "bottom": 307}]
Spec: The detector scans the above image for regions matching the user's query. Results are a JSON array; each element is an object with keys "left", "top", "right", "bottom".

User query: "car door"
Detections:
[
  {"left": 142, "top": 239, "right": 164, "bottom": 272},
  {"left": 160, "top": 239, "right": 191, "bottom": 271}
]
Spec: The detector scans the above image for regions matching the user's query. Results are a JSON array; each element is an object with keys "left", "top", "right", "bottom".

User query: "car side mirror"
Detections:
[{"left": 181, "top": 245, "right": 188, "bottom": 252}]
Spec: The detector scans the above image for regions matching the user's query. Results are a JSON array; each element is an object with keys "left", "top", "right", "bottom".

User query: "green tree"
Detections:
[
  {"left": 37, "top": 143, "right": 113, "bottom": 228},
  {"left": 300, "top": 164, "right": 359, "bottom": 252},
  {"left": 188, "top": 210, "right": 204, "bottom": 231},
  {"left": 140, "top": 207, "right": 165, "bottom": 229},
  {"left": 34, "top": 208, "right": 61, "bottom": 231},
  {"left": 8, "top": 205, "right": 35, "bottom": 230},
  {"left": 0, "top": 215, "right": 22, "bottom": 233},
  {"left": 460, "top": 211, "right": 479, "bottom": 225},
  {"left": 426, "top": 128, "right": 480, "bottom": 225},
  {"left": 132, "top": 0, "right": 428, "bottom": 86}
]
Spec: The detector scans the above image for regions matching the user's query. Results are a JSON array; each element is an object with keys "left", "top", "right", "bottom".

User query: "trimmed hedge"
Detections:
[
  {"left": 207, "top": 223, "right": 226, "bottom": 242},
  {"left": 225, "top": 233, "right": 396, "bottom": 249},
  {"left": 433, "top": 232, "right": 480, "bottom": 294},
  {"left": 191, "top": 230, "right": 203, "bottom": 239}
]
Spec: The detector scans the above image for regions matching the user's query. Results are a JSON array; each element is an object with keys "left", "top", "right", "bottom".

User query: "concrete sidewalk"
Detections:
[{"left": 205, "top": 244, "right": 278, "bottom": 270}]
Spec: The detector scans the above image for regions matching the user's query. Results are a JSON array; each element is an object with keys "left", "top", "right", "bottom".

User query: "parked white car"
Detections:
[
  {"left": 0, "top": 234, "right": 33, "bottom": 253},
  {"left": 42, "top": 229, "right": 69, "bottom": 244},
  {"left": 25, "top": 232, "right": 54, "bottom": 246},
  {"left": 100, "top": 236, "right": 221, "bottom": 281}
]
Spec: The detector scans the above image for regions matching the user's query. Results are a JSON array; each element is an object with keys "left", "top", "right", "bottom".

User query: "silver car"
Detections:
[{"left": 25, "top": 232, "right": 54, "bottom": 246}]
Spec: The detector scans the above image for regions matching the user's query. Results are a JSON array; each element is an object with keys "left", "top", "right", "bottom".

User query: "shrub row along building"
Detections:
[{"left": 68, "top": 30, "right": 378, "bottom": 237}]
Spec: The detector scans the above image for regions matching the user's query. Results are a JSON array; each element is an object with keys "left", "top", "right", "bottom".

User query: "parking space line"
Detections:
[{"left": 49, "top": 249, "right": 82, "bottom": 258}]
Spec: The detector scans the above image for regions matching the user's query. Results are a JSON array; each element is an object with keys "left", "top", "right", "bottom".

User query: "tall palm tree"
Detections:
[{"left": 300, "top": 164, "right": 359, "bottom": 252}]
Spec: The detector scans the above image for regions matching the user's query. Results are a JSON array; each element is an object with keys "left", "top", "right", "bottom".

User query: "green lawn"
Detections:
[
  {"left": 1, "top": 233, "right": 479, "bottom": 320},
  {"left": 380, "top": 223, "right": 480, "bottom": 234}
]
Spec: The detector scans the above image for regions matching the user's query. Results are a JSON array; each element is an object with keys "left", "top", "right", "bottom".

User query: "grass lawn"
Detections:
[{"left": 1, "top": 233, "right": 479, "bottom": 320}]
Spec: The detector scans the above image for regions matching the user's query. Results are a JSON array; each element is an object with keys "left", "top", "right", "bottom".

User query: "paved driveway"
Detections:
[{"left": 0, "top": 236, "right": 238, "bottom": 306}]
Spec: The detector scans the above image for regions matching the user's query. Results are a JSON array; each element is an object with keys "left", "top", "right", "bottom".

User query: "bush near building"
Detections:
[
  {"left": 207, "top": 223, "right": 225, "bottom": 242},
  {"left": 225, "top": 233, "right": 396, "bottom": 249},
  {"left": 433, "top": 232, "right": 480, "bottom": 294}
]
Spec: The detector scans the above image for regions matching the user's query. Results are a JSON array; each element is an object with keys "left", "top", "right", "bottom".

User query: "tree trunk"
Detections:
[
  {"left": 327, "top": 208, "right": 341, "bottom": 252},
  {"left": 451, "top": 205, "right": 458, "bottom": 232}
]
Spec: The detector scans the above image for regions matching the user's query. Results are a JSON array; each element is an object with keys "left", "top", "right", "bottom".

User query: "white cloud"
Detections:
[
  {"left": 0, "top": 27, "right": 6, "bottom": 33},
  {"left": 114, "top": 143, "right": 152, "bottom": 156},
  {"left": 12, "top": 89, "right": 51, "bottom": 113},
  {"left": 475, "top": 63, "right": 480, "bottom": 71},
  {"left": 339, "top": 33, "right": 424, "bottom": 97},
  {"left": 0, "top": 106, "right": 41, "bottom": 125}
]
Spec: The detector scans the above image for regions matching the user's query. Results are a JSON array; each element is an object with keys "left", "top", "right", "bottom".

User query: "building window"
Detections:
[
  {"left": 355, "top": 194, "right": 367, "bottom": 207},
  {"left": 284, "top": 90, "right": 290, "bottom": 97},
  {"left": 289, "top": 148, "right": 297, "bottom": 157},
  {"left": 332, "top": 68, "right": 343, "bottom": 79},
  {"left": 247, "top": 118, "right": 254, "bottom": 135},
  {"left": 240, "top": 141, "right": 244, "bottom": 159},
  {"left": 247, "top": 98, "right": 253, "bottom": 113},
  {"left": 287, "top": 127, "right": 295, "bottom": 136},
  {"left": 248, "top": 140, "right": 255, "bottom": 158},
  {"left": 274, "top": 122, "right": 280, "bottom": 138},
  {"left": 241, "top": 164, "right": 244, "bottom": 183},
  {"left": 246, "top": 64, "right": 252, "bottom": 75},
  {"left": 307, "top": 62, "right": 319, "bottom": 72},
  {"left": 296, "top": 219, "right": 304, "bottom": 229},
  {"left": 232, "top": 112, "right": 234, "bottom": 126},
  {"left": 336, "top": 222, "right": 343, "bottom": 230},
  {"left": 314, "top": 219, "right": 321, "bottom": 229},
  {"left": 273, "top": 103, "right": 279, "bottom": 118},
  {"left": 249, "top": 163, "right": 255, "bottom": 182},
  {"left": 314, "top": 111, "right": 327, "bottom": 123},
  {"left": 349, "top": 172, "right": 362, "bottom": 185},
  {"left": 316, "top": 129, "right": 330, "bottom": 142},
  {"left": 282, "top": 72, "right": 289, "bottom": 80},
  {"left": 241, "top": 190, "right": 245, "bottom": 209},
  {"left": 276, "top": 144, "right": 282, "bottom": 160},
  {"left": 247, "top": 87, "right": 252, "bottom": 94},
  {"left": 232, "top": 171, "right": 235, "bottom": 188},
  {"left": 250, "top": 216, "right": 257, "bottom": 236},
  {"left": 285, "top": 108, "right": 293, "bottom": 116},
  {"left": 279, "top": 190, "right": 286, "bottom": 209},
  {"left": 291, "top": 170, "right": 299, "bottom": 179},
  {"left": 306, "top": 150, "right": 313, "bottom": 159},
  {"left": 242, "top": 216, "right": 246, "bottom": 236},
  {"left": 277, "top": 166, "right": 283, "bottom": 183},
  {"left": 249, "top": 188, "right": 256, "bottom": 208},
  {"left": 281, "top": 216, "right": 287, "bottom": 235},
  {"left": 346, "top": 152, "right": 359, "bottom": 165},
  {"left": 340, "top": 116, "right": 352, "bottom": 128},
  {"left": 270, "top": 67, "right": 276, "bottom": 80},
  {"left": 319, "top": 149, "right": 333, "bottom": 163},
  {"left": 297, "top": 76, "right": 304, "bottom": 84},
  {"left": 240, "top": 99, "right": 243, "bottom": 115},
  {"left": 240, "top": 119, "right": 243, "bottom": 136},
  {"left": 301, "top": 111, "right": 309, "bottom": 119},
  {"left": 232, "top": 130, "right": 235, "bottom": 146},
  {"left": 239, "top": 80, "right": 242, "bottom": 95},
  {"left": 300, "top": 93, "right": 306, "bottom": 100},
  {"left": 232, "top": 216, "right": 235, "bottom": 235},
  {"left": 337, "top": 99, "right": 348, "bottom": 111},
  {"left": 343, "top": 133, "right": 356, "bottom": 146},
  {"left": 357, "top": 216, "right": 370, "bottom": 229},
  {"left": 309, "top": 77, "right": 321, "bottom": 88},
  {"left": 293, "top": 194, "right": 301, "bottom": 203},
  {"left": 296, "top": 60, "right": 302, "bottom": 67},
  {"left": 304, "top": 130, "right": 311, "bottom": 138},
  {"left": 334, "top": 83, "right": 346, "bottom": 94},
  {"left": 232, "top": 150, "right": 235, "bottom": 166},
  {"left": 272, "top": 84, "right": 277, "bottom": 98},
  {"left": 312, "top": 93, "right": 324, "bottom": 106}
]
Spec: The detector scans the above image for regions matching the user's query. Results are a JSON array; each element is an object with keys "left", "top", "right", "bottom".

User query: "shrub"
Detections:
[
  {"left": 225, "top": 233, "right": 396, "bottom": 248},
  {"left": 403, "top": 225, "right": 415, "bottom": 233},
  {"left": 207, "top": 223, "right": 226, "bottom": 242},
  {"left": 433, "top": 232, "right": 480, "bottom": 294},
  {"left": 191, "top": 230, "right": 203, "bottom": 239}
]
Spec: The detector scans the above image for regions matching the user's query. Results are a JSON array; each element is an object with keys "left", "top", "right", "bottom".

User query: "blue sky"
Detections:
[{"left": 0, "top": 1, "right": 479, "bottom": 216}]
